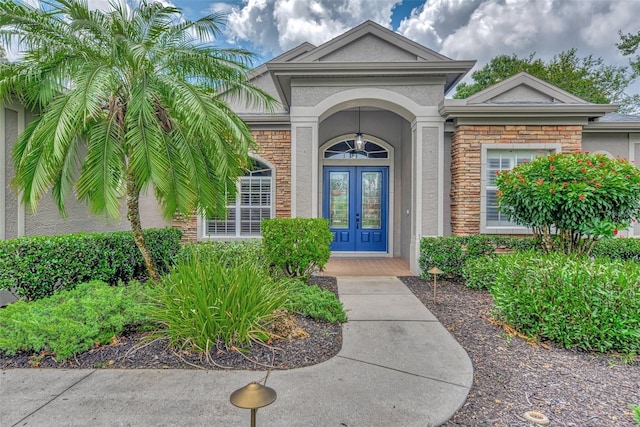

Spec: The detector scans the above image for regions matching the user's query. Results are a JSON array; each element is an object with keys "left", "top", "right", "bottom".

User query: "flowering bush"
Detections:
[{"left": 495, "top": 152, "right": 640, "bottom": 255}]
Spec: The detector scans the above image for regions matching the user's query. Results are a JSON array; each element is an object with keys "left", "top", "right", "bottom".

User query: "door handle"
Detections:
[{"left": 356, "top": 213, "right": 360, "bottom": 229}]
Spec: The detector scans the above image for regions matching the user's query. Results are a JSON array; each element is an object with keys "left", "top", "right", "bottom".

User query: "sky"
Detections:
[
  {"left": 165, "top": 0, "right": 640, "bottom": 79},
  {"left": 7, "top": 0, "right": 640, "bottom": 93}
]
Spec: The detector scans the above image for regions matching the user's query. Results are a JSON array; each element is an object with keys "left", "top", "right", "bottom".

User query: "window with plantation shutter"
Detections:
[{"left": 206, "top": 160, "right": 272, "bottom": 237}]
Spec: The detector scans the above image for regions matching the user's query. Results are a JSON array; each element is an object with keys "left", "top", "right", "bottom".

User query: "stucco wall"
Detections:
[
  {"left": 24, "top": 191, "right": 168, "bottom": 237},
  {"left": 223, "top": 71, "right": 286, "bottom": 115},
  {"left": 291, "top": 78, "right": 444, "bottom": 108},
  {"left": 319, "top": 34, "right": 417, "bottom": 62},
  {"left": 421, "top": 127, "right": 440, "bottom": 236},
  {"left": 582, "top": 132, "right": 630, "bottom": 158},
  {"left": 295, "top": 126, "right": 314, "bottom": 217},
  {"left": 4, "top": 108, "right": 19, "bottom": 239},
  {"left": 443, "top": 133, "right": 452, "bottom": 236}
]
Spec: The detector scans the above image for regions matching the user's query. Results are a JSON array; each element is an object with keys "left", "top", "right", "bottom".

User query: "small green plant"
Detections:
[
  {"left": 148, "top": 248, "right": 290, "bottom": 352},
  {"left": 178, "top": 240, "right": 266, "bottom": 267},
  {"left": 461, "top": 256, "right": 499, "bottom": 290},
  {"left": 0, "top": 281, "right": 153, "bottom": 360},
  {"left": 490, "top": 251, "right": 640, "bottom": 353},
  {"left": 419, "top": 237, "right": 465, "bottom": 280},
  {"left": 286, "top": 281, "right": 347, "bottom": 323},
  {"left": 262, "top": 218, "right": 333, "bottom": 279},
  {"left": 630, "top": 404, "right": 640, "bottom": 425},
  {"left": 495, "top": 152, "right": 640, "bottom": 255}
]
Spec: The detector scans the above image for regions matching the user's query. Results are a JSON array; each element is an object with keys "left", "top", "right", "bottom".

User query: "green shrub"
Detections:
[
  {"left": 0, "top": 281, "right": 153, "bottom": 360},
  {"left": 419, "top": 237, "right": 465, "bottom": 280},
  {"left": 0, "top": 228, "right": 182, "bottom": 301},
  {"left": 286, "top": 281, "right": 347, "bottom": 323},
  {"left": 592, "top": 237, "right": 640, "bottom": 262},
  {"left": 178, "top": 240, "right": 266, "bottom": 267},
  {"left": 461, "top": 256, "right": 499, "bottom": 290},
  {"left": 148, "top": 248, "right": 289, "bottom": 352},
  {"left": 262, "top": 218, "right": 333, "bottom": 278},
  {"left": 495, "top": 152, "right": 640, "bottom": 255},
  {"left": 490, "top": 251, "right": 640, "bottom": 353},
  {"left": 419, "top": 235, "right": 537, "bottom": 280}
]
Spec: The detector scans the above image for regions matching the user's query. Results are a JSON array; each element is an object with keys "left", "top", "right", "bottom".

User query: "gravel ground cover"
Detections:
[
  {"left": 399, "top": 276, "right": 640, "bottom": 427},
  {"left": 0, "top": 277, "right": 341, "bottom": 371}
]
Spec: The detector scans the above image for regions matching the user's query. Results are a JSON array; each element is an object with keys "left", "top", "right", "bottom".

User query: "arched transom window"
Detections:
[
  {"left": 324, "top": 139, "right": 389, "bottom": 159},
  {"left": 206, "top": 159, "right": 272, "bottom": 237}
]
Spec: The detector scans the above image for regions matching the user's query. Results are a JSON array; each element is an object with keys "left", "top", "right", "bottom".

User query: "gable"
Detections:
[
  {"left": 319, "top": 34, "right": 420, "bottom": 62},
  {"left": 466, "top": 72, "right": 588, "bottom": 105},
  {"left": 292, "top": 20, "right": 451, "bottom": 63},
  {"left": 487, "top": 85, "right": 555, "bottom": 103}
]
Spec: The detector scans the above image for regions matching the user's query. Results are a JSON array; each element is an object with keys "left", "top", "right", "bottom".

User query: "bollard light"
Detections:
[
  {"left": 427, "top": 267, "right": 444, "bottom": 304},
  {"left": 230, "top": 382, "right": 277, "bottom": 427}
]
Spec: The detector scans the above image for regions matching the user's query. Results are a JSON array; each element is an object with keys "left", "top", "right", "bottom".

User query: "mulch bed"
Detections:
[
  {"left": 0, "top": 277, "right": 342, "bottom": 371},
  {"left": 399, "top": 276, "right": 640, "bottom": 427}
]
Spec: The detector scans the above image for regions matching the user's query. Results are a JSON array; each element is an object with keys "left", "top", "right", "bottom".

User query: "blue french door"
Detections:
[{"left": 323, "top": 166, "right": 388, "bottom": 252}]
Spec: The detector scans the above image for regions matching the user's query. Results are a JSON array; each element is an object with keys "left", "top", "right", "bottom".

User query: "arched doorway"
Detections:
[{"left": 321, "top": 136, "right": 393, "bottom": 252}]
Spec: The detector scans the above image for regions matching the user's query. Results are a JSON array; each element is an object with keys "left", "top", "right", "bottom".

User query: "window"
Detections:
[
  {"left": 482, "top": 146, "right": 558, "bottom": 231},
  {"left": 324, "top": 139, "right": 388, "bottom": 159},
  {"left": 206, "top": 160, "right": 272, "bottom": 237}
]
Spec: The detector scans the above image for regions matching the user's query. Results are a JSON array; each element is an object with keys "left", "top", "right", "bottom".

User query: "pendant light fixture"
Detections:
[{"left": 355, "top": 107, "right": 364, "bottom": 151}]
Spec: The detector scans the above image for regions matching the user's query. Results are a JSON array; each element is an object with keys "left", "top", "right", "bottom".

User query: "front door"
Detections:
[{"left": 323, "top": 166, "right": 388, "bottom": 252}]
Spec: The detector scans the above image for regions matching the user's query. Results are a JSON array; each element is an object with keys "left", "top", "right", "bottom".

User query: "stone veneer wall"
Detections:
[
  {"left": 450, "top": 125, "right": 582, "bottom": 235},
  {"left": 173, "top": 130, "right": 292, "bottom": 242}
]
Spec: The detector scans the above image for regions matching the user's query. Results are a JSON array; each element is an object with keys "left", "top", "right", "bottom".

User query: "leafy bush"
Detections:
[
  {"left": 262, "top": 218, "right": 333, "bottom": 278},
  {"left": 0, "top": 228, "right": 182, "bottom": 300},
  {"left": 419, "top": 237, "right": 465, "bottom": 280},
  {"left": 419, "top": 235, "right": 537, "bottom": 280},
  {"left": 490, "top": 251, "right": 640, "bottom": 353},
  {"left": 286, "top": 281, "right": 347, "bottom": 323},
  {"left": 495, "top": 152, "right": 640, "bottom": 255},
  {"left": 0, "top": 281, "right": 152, "bottom": 360},
  {"left": 148, "top": 248, "right": 289, "bottom": 352},
  {"left": 592, "top": 237, "right": 640, "bottom": 262},
  {"left": 178, "top": 240, "right": 266, "bottom": 267},
  {"left": 461, "top": 256, "right": 499, "bottom": 290}
]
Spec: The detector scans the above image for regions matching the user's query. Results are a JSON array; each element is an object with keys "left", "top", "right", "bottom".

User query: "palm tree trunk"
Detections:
[{"left": 126, "top": 173, "right": 161, "bottom": 283}]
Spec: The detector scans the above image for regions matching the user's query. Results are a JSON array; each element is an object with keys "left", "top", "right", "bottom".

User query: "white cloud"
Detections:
[
  {"left": 397, "top": 0, "right": 640, "bottom": 70},
  {"left": 225, "top": 0, "right": 400, "bottom": 55}
]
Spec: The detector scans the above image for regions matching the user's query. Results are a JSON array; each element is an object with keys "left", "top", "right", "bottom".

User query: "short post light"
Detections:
[
  {"left": 427, "top": 267, "right": 444, "bottom": 304},
  {"left": 230, "top": 382, "right": 277, "bottom": 427}
]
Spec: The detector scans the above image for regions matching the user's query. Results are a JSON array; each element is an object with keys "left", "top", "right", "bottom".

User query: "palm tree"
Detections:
[{"left": 0, "top": 0, "right": 275, "bottom": 281}]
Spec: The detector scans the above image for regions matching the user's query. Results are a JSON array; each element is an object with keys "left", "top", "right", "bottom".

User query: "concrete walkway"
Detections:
[{"left": 1, "top": 277, "right": 472, "bottom": 427}]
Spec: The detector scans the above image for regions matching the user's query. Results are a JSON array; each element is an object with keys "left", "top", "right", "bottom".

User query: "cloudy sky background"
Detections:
[
  {"left": 8, "top": 0, "right": 640, "bottom": 94},
  {"left": 175, "top": 0, "right": 640, "bottom": 94}
]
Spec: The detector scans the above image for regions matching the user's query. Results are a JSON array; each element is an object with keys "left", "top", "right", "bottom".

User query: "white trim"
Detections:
[{"left": 480, "top": 143, "right": 561, "bottom": 234}]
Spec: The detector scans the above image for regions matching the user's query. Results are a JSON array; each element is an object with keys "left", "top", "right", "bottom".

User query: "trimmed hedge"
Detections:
[
  {"left": 419, "top": 235, "right": 537, "bottom": 280},
  {"left": 262, "top": 218, "right": 333, "bottom": 279},
  {"left": 178, "top": 240, "right": 266, "bottom": 267},
  {"left": 490, "top": 251, "right": 640, "bottom": 353},
  {"left": 0, "top": 228, "right": 182, "bottom": 300}
]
